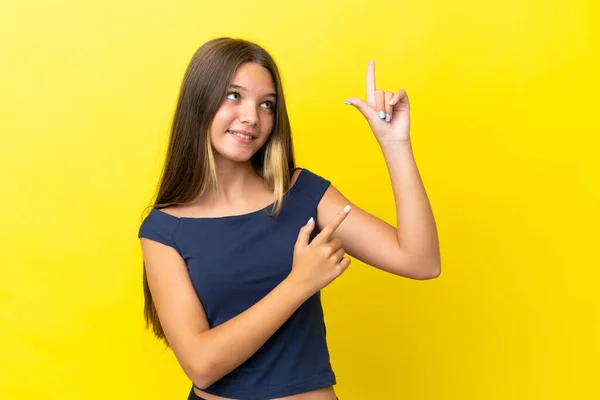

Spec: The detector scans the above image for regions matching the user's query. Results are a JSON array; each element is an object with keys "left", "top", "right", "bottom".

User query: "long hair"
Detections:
[{"left": 141, "top": 37, "right": 295, "bottom": 345}]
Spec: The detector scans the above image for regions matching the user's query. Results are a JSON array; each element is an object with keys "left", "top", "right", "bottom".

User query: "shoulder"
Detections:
[
  {"left": 292, "top": 167, "right": 331, "bottom": 206},
  {"left": 138, "top": 208, "right": 182, "bottom": 248}
]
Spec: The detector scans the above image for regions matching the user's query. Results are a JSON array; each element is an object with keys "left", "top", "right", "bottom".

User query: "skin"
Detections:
[
  {"left": 201, "top": 62, "right": 278, "bottom": 213},
  {"left": 141, "top": 61, "right": 440, "bottom": 400}
]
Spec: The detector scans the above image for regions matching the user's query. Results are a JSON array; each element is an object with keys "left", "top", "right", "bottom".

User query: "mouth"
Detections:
[{"left": 227, "top": 130, "right": 256, "bottom": 143}]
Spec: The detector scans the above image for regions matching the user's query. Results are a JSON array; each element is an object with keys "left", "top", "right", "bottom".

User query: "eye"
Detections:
[
  {"left": 226, "top": 92, "right": 240, "bottom": 100},
  {"left": 261, "top": 101, "right": 274, "bottom": 110}
]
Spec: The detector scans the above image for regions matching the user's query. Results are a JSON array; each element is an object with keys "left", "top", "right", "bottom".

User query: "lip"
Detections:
[
  {"left": 227, "top": 130, "right": 255, "bottom": 144},
  {"left": 227, "top": 129, "right": 256, "bottom": 138}
]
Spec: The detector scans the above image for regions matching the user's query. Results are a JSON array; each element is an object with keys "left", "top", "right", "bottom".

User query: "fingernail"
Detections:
[
  {"left": 389, "top": 99, "right": 396, "bottom": 105},
  {"left": 378, "top": 111, "right": 385, "bottom": 119},
  {"left": 306, "top": 217, "right": 314, "bottom": 225},
  {"left": 344, "top": 101, "right": 351, "bottom": 105},
  {"left": 385, "top": 113, "right": 391, "bottom": 122},
  {"left": 344, "top": 205, "right": 351, "bottom": 213}
]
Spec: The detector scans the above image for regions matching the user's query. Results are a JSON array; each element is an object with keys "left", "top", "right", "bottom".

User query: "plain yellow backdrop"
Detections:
[{"left": 1, "top": 0, "right": 598, "bottom": 399}]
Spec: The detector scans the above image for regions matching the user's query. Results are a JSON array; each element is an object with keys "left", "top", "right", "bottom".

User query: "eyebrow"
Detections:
[{"left": 229, "top": 84, "right": 276, "bottom": 99}]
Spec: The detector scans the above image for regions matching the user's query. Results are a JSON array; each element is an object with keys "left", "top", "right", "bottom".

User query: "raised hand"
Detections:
[{"left": 345, "top": 60, "right": 411, "bottom": 145}]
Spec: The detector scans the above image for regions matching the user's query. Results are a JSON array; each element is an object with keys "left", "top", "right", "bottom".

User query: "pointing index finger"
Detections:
[
  {"left": 366, "top": 60, "right": 376, "bottom": 108},
  {"left": 314, "top": 205, "right": 351, "bottom": 244}
]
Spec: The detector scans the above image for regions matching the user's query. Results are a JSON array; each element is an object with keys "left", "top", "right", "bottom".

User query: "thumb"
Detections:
[
  {"left": 294, "top": 217, "right": 315, "bottom": 254},
  {"left": 344, "top": 98, "right": 375, "bottom": 122}
]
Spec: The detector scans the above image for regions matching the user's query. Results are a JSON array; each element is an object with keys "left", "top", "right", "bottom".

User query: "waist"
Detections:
[{"left": 190, "top": 385, "right": 337, "bottom": 400}]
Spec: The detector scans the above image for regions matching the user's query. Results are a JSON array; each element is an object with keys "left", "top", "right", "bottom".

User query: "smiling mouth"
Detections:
[{"left": 227, "top": 130, "right": 255, "bottom": 140}]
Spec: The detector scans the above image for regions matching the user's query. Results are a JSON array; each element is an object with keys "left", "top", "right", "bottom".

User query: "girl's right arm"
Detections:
[{"left": 140, "top": 206, "right": 351, "bottom": 389}]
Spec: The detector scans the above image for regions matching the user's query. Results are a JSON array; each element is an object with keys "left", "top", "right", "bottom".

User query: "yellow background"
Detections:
[{"left": 1, "top": 0, "right": 598, "bottom": 398}]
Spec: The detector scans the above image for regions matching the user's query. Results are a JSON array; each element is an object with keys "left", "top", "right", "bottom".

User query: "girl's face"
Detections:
[{"left": 209, "top": 62, "right": 276, "bottom": 164}]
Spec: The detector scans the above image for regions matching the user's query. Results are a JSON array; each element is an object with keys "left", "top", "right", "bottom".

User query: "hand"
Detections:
[
  {"left": 345, "top": 60, "right": 411, "bottom": 145},
  {"left": 287, "top": 206, "right": 353, "bottom": 296}
]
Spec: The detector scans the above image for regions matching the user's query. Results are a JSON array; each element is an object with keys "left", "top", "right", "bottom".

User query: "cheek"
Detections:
[
  {"left": 210, "top": 107, "right": 234, "bottom": 134},
  {"left": 261, "top": 112, "right": 275, "bottom": 134}
]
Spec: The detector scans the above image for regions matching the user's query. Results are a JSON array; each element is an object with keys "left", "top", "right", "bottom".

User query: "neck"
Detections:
[{"left": 204, "top": 157, "right": 263, "bottom": 205}]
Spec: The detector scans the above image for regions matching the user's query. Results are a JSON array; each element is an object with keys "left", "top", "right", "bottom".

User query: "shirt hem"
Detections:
[{"left": 197, "top": 371, "right": 336, "bottom": 400}]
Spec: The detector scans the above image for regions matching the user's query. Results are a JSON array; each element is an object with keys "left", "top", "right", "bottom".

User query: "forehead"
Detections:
[{"left": 230, "top": 63, "right": 275, "bottom": 93}]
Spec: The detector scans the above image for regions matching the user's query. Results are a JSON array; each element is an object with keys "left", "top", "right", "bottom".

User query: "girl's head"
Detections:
[
  {"left": 154, "top": 37, "right": 295, "bottom": 209},
  {"left": 143, "top": 38, "right": 295, "bottom": 344}
]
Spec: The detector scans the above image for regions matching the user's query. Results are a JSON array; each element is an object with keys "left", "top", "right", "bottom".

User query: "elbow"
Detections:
[
  {"left": 424, "top": 264, "right": 441, "bottom": 279},
  {"left": 411, "top": 268, "right": 440, "bottom": 280},
  {"left": 409, "top": 258, "right": 441, "bottom": 280},
  {"left": 191, "top": 379, "right": 209, "bottom": 391},
  {"left": 190, "top": 358, "right": 219, "bottom": 390},
  {"left": 396, "top": 249, "right": 441, "bottom": 280}
]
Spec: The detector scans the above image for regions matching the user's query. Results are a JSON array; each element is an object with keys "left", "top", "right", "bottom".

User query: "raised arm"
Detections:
[{"left": 327, "top": 60, "right": 441, "bottom": 279}]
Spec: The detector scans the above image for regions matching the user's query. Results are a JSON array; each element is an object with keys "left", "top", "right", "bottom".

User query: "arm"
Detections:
[
  {"left": 317, "top": 142, "right": 440, "bottom": 279},
  {"left": 141, "top": 238, "right": 311, "bottom": 389},
  {"left": 381, "top": 141, "right": 440, "bottom": 275},
  {"left": 139, "top": 206, "right": 351, "bottom": 389},
  {"left": 322, "top": 60, "right": 440, "bottom": 279}
]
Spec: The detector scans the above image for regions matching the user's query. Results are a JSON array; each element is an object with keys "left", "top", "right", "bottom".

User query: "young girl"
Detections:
[{"left": 138, "top": 37, "right": 440, "bottom": 400}]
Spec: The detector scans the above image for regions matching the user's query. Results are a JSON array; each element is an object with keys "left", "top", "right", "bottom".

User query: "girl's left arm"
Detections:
[
  {"left": 316, "top": 142, "right": 440, "bottom": 280},
  {"left": 316, "top": 60, "right": 440, "bottom": 280}
]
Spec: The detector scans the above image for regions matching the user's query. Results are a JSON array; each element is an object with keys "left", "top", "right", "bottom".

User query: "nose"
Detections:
[{"left": 239, "top": 101, "right": 259, "bottom": 126}]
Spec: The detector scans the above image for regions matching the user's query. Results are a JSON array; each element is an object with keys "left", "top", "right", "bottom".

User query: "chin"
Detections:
[{"left": 214, "top": 148, "right": 257, "bottom": 164}]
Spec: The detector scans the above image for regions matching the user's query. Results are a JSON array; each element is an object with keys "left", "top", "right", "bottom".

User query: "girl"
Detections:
[{"left": 138, "top": 37, "right": 440, "bottom": 400}]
